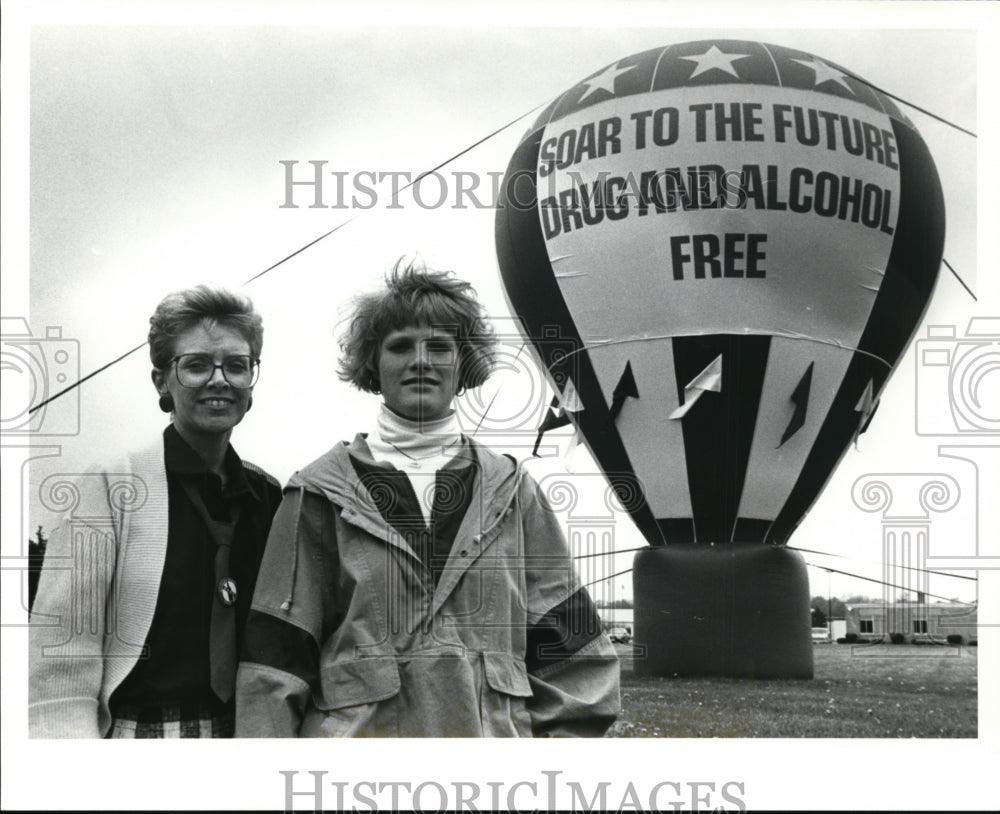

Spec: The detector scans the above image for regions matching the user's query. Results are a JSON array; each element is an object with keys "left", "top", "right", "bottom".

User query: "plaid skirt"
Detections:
[{"left": 108, "top": 703, "right": 235, "bottom": 738}]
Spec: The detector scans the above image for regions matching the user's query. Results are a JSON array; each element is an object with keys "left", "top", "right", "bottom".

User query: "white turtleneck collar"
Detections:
[
  {"left": 366, "top": 404, "right": 464, "bottom": 467},
  {"left": 365, "top": 405, "right": 467, "bottom": 524}
]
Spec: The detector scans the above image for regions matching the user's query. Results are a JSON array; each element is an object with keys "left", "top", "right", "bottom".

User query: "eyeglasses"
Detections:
[{"left": 170, "top": 354, "right": 260, "bottom": 388}]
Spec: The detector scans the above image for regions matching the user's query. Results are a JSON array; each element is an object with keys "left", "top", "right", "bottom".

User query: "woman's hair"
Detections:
[
  {"left": 148, "top": 284, "right": 263, "bottom": 369},
  {"left": 338, "top": 258, "right": 497, "bottom": 393}
]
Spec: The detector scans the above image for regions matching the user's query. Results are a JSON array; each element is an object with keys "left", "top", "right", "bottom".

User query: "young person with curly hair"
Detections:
[{"left": 236, "top": 259, "right": 619, "bottom": 737}]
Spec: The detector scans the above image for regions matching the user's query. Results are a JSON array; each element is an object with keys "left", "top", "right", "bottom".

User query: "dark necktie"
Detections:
[
  {"left": 180, "top": 479, "right": 241, "bottom": 704},
  {"left": 207, "top": 515, "right": 238, "bottom": 702}
]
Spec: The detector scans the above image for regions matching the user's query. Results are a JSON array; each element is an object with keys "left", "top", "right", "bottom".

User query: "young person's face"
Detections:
[{"left": 377, "top": 324, "right": 459, "bottom": 422}]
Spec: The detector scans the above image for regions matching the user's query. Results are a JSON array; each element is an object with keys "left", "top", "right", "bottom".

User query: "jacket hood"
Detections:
[
  {"left": 288, "top": 434, "right": 523, "bottom": 532},
  {"left": 273, "top": 434, "right": 526, "bottom": 614}
]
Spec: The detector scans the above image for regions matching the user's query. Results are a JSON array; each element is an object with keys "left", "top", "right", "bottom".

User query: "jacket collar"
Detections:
[
  {"left": 290, "top": 433, "right": 520, "bottom": 510},
  {"left": 163, "top": 424, "right": 258, "bottom": 502},
  {"left": 289, "top": 434, "right": 534, "bottom": 626},
  {"left": 288, "top": 433, "right": 524, "bottom": 578}
]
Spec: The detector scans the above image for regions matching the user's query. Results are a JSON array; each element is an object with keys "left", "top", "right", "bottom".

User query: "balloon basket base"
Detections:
[{"left": 632, "top": 544, "right": 814, "bottom": 679}]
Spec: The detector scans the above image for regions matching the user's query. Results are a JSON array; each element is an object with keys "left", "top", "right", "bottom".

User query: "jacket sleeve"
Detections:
[
  {"left": 236, "top": 487, "right": 334, "bottom": 737},
  {"left": 519, "top": 475, "right": 621, "bottom": 737},
  {"left": 29, "top": 471, "right": 119, "bottom": 738}
]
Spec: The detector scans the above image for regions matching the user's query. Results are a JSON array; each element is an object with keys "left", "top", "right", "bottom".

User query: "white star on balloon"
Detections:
[
  {"left": 679, "top": 45, "right": 752, "bottom": 79},
  {"left": 578, "top": 61, "right": 636, "bottom": 102},
  {"left": 792, "top": 57, "right": 855, "bottom": 93}
]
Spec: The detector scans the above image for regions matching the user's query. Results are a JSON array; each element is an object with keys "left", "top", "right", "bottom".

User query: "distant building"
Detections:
[{"left": 845, "top": 601, "right": 977, "bottom": 643}]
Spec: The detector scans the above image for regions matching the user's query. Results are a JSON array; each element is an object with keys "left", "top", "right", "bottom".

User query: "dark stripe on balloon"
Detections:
[
  {"left": 853, "top": 121, "right": 945, "bottom": 370},
  {"left": 657, "top": 518, "right": 696, "bottom": 542},
  {"left": 732, "top": 518, "right": 773, "bottom": 542},
  {"left": 767, "top": 119, "right": 945, "bottom": 545},
  {"left": 670, "top": 335, "right": 771, "bottom": 543},
  {"left": 495, "top": 134, "right": 665, "bottom": 546}
]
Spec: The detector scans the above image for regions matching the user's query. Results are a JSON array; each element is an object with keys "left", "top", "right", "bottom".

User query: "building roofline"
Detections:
[{"left": 847, "top": 602, "right": 975, "bottom": 610}]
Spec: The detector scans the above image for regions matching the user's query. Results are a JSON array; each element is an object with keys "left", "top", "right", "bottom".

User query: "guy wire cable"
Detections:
[{"left": 27, "top": 74, "right": 977, "bottom": 415}]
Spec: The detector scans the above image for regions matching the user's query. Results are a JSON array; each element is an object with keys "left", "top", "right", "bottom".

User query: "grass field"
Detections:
[{"left": 606, "top": 642, "right": 977, "bottom": 738}]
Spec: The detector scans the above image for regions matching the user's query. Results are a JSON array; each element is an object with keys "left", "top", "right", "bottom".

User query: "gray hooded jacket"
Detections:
[{"left": 235, "top": 434, "right": 620, "bottom": 737}]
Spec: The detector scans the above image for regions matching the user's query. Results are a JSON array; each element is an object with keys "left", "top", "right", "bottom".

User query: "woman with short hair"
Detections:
[
  {"left": 29, "top": 284, "right": 282, "bottom": 738},
  {"left": 237, "top": 259, "right": 620, "bottom": 737}
]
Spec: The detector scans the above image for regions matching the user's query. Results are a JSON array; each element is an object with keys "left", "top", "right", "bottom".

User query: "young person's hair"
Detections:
[{"left": 338, "top": 258, "right": 497, "bottom": 393}]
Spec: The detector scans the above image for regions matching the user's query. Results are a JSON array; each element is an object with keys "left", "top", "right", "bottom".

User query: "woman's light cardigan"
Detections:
[{"left": 29, "top": 442, "right": 170, "bottom": 738}]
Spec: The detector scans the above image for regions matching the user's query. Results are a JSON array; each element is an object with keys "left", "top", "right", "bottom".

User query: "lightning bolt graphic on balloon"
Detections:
[{"left": 669, "top": 354, "right": 723, "bottom": 420}]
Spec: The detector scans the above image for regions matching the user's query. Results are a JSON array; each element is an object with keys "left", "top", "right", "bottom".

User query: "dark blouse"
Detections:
[
  {"left": 347, "top": 453, "right": 477, "bottom": 590},
  {"left": 110, "top": 425, "right": 281, "bottom": 715}
]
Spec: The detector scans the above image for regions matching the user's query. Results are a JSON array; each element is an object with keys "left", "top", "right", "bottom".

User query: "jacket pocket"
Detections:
[
  {"left": 317, "top": 657, "right": 401, "bottom": 709},
  {"left": 310, "top": 658, "right": 401, "bottom": 737},
  {"left": 481, "top": 652, "right": 533, "bottom": 737},
  {"left": 483, "top": 652, "right": 532, "bottom": 698}
]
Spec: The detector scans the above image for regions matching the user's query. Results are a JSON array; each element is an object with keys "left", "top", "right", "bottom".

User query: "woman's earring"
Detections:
[
  {"left": 455, "top": 385, "right": 467, "bottom": 397},
  {"left": 158, "top": 394, "right": 175, "bottom": 413}
]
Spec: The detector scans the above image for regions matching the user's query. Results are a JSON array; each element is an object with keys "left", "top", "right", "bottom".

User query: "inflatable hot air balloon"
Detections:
[{"left": 496, "top": 40, "right": 945, "bottom": 678}]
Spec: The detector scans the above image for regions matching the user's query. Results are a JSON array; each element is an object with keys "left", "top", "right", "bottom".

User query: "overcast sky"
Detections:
[
  {"left": 17, "top": 21, "right": 983, "bottom": 601},
  {"left": 2, "top": 2, "right": 998, "bottom": 809}
]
